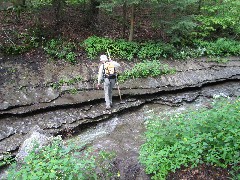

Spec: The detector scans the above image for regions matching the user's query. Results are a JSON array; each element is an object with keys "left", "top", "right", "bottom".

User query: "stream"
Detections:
[
  {"left": 0, "top": 55, "right": 239, "bottom": 179},
  {"left": 65, "top": 81, "right": 239, "bottom": 180}
]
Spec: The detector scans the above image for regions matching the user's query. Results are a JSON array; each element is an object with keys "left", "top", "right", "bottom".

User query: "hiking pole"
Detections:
[
  {"left": 116, "top": 76, "right": 122, "bottom": 101},
  {"left": 106, "top": 48, "right": 111, "bottom": 61}
]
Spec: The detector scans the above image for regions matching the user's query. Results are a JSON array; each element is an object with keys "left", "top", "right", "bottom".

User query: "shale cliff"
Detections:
[{"left": 0, "top": 54, "right": 240, "bottom": 158}]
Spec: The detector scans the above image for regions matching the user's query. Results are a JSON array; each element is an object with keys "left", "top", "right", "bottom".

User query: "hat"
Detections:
[{"left": 100, "top": 55, "right": 108, "bottom": 62}]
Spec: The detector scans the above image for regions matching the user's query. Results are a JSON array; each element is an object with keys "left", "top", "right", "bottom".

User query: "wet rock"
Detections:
[
  {"left": 15, "top": 125, "right": 52, "bottom": 163},
  {"left": 0, "top": 57, "right": 240, "bottom": 161},
  {"left": 113, "top": 157, "right": 150, "bottom": 180}
]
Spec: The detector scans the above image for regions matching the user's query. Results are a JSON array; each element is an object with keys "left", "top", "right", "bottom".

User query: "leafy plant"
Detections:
[
  {"left": 194, "top": 38, "right": 240, "bottom": 57},
  {"left": 112, "top": 39, "right": 139, "bottom": 61},
  {"left": 7, "top": 137, "right": 116, "bottom": 180},
  {"left": 139, "top": 97, "right": 240, "bottom": 179},
  {"left": 0, "top": 152, "right": 14, "bottom": 167},
  {"left": 49, "top": 75, "right": 82, "bottom": 90},
  {"left": 82, "top": 35, "right": 240, "bottom": 61},
  {"left": 81, "top": 36, "right": 114, "bottom": 59},
  {"left": 138, "top": 42, "right": 164, "bottom": 60},
  {"left": 117, "top": 60, "right": 175, "bottom": 83},
  {"left": 44, "top": 39, "right": 77, "bottom": 64},
  {"left": 82, "top": 36, "right": 140, "bottom": 60},
  {"left": 207, "top": 57, "right": 229, "bottom": 63},
  {"left": 195, "top": 0, "right": 240, "bottom": 39},
  {"left": 173, "top": 47, "right": 206, "bottom": 60},
  {"left": 82, "top": 36, "right": 176, "bottom": 60},
  {"left": 1, "top": 31, "right": 40, "bottom": 55}
]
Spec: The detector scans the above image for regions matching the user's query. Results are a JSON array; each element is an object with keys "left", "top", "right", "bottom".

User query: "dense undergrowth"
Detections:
[
  {"left": 82, "top": 36, "right": 240, "bottom": 60},
  {"left": 117, "top": 60, "right": 176, "bottom": 83},
  {"left": 6, "top": 137, "right": 116, "bottom": 180},
  {"left": 1, "top": 31, "right": 240, "bottom": 62},
  {"left": 1, "top": 34, "right": 239, "bottom": 83},
  {"left": 139, "top": 97, "right": 240, "bottom": 180}
]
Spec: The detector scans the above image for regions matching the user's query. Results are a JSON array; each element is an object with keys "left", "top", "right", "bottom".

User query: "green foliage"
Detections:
[
  {"left": 65, "top": 0, "right": 86, "bottom": 5},
  {"left": 81, "top": 36, "right": 139, "bottom": 60},
  {"left": 149, "top": 0, "right": 199, "bottom": 45},
  {"left": 112, "top": 39, "right": 139, "bottom": 61},
  {"left": 44, "top": 39, "right": 77, "bottom": 64},
  {"left": 1, "top": 31, "right": 40, "bottom": 55},
  {"left": 49, "top": 75, "right": 82, "bottom": 90},
  {"left": 174, "top": 38, "right": 240, "bottom": 60},
  {"left": 82, "top": 36, "right": 239, "bottom": 61},
  {"left": 137, "top": 42, "right": 174, "bottom": 60},
  {"left": 173, "top": 47, "right": 206, "bottom": 60},
  {"left": 194, "top": 38, "right": 240, "bottom": 57},
  {"left": 25, "top": 0, "right": 52, "bottom": 8},
  {"left": 139, "top": 97, "right": 240, "bottom": 179},
  {"left": 7, "top": 137, "right": 115, "bottom": 180},
  {"left": 117, "top": 60, "right": 175, "bottom": 83},
  {"left": 195, "top": 0, "right": 240, "bottom": 39},
  {"left": 168, "top": 18, "right": 197, "bottom": 46},
  {"left": 82, "top": 36, "right": 175, "bottom": 60},
  {"left": 81, "top": 36, "right": 114, "bottom": 59},
  {"left": 0, "top": 152, "right": 14, "bottom": 167}
]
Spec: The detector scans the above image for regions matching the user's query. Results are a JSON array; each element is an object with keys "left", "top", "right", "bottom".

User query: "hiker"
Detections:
[{"left": 97, "top": 54, "right": 120, "bottom": 110}]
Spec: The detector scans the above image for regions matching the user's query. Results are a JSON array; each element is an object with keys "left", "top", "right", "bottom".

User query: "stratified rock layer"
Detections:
[{"left": 0, "top": 56, "right": 240, "bottom": 158}]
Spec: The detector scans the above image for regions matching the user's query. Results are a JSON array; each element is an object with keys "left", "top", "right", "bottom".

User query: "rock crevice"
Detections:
[{"left": 0, "top": 57, "right": 240, "bottom": 159}]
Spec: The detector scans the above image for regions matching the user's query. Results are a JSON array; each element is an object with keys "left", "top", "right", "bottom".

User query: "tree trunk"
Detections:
[
  {"left": 198, "top": 0, "right": 202, "bottom": 13},
  {"left": 52, "top": 0, "right": 65, "bottom": 25},
  {"left": 84, "top": 0, "right": 100, "bottom": 27},
  {"left": 22, "top": 0, "right": 26, "bottom": 7},
  {"left": 122, "top": 1, "right": 127, "bottom": 39},
  {"left": 128, "top": 4, "right": 134, "bottom": 42}
]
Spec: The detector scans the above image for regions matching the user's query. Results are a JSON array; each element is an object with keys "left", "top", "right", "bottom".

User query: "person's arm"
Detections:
[{"left": 111, "top": 61, "right": 120, "bottom": 68}]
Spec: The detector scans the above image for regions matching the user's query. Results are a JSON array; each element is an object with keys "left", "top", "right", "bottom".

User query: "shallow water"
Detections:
[{"left": 68, "top": 95, "right": 229, "bottom": 179}]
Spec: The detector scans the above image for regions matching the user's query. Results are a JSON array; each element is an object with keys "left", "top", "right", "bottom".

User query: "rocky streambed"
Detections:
[
  {"left": 73, "top": 81, "right": 239, "bottom": 180},
  {"left": 0, "top": 55, "right": 240, "bottom": 178}
]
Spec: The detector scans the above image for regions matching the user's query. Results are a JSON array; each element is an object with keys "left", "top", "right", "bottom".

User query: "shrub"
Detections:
[
  {"left": 7, "top": 137, "right": 115, "bottom": 180},
  {"left": 81, "top": 36, "right": 113, "bottom": 59},
  {"left": 194, "top": 38, "right": 240, "bottom": 57},
  {"left": 1, "top": 31, "right": 40, "bottom": 55},
  {"left": 82, "top": 36, "right": 176, "bottom": 61},
  {"left": 138, "top": 42, "right": 164, "bottom": 60},
  {"left": 81, "top": 36, "right": 240, "bottom": 61},
  {"left": 49, "top": 75, "right": 82, "bottom": 90},
  {"left": 44, "top": 39, "right": 77, "bottom": 64},
  {"left": 117, "top": 60, "right": 175, "bottom": 83},
  {"left": 173, "top": 47, "right": 206, "bottom": 60},
  {"left": 112, "top": 39, "right": 139, "bottom": 61},
  {"left": 81, "top": 36, "right": 139, "bottom": 60},
  {"left": 139, "top": 97, "right": 240, "bottom": 179}
]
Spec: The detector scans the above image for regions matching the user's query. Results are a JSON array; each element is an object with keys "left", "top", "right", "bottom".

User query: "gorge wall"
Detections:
[{"left": 0, "top": 54, "right": 240, "bottom": 159}]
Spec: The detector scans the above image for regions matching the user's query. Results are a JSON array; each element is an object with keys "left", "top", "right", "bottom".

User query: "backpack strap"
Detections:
[{"left": 102, "top": 63, "right": 105, "bottom": 76}]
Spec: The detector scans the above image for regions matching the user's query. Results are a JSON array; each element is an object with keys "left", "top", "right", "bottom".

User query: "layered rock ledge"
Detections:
[{"left": 0, "top": 55, "right": 240, "bottom": 158}]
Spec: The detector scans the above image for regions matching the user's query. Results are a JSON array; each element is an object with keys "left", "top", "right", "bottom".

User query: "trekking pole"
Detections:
[
  {"left": 106, "top": 48, "right": 111, "bottom": 61},
  {"left": 116, "top": 76, "right": 122, "bottom": 101}
]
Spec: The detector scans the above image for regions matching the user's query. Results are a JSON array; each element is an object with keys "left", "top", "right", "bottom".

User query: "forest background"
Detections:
[{"left": 0, "top": 0, "right": 240, "bottom": 62}]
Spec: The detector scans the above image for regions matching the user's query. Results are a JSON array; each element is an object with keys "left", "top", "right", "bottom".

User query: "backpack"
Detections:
[{"left": 103, "top": 61, "right": 116, "bottom": 79}]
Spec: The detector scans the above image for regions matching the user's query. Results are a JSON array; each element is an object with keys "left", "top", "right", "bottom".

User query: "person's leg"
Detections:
[
  {"left": 104, "top": 78, "right": 111, "bottom": 109},
  {"left": 109, "top": 79, "right": 116, "bottom": 106}
]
